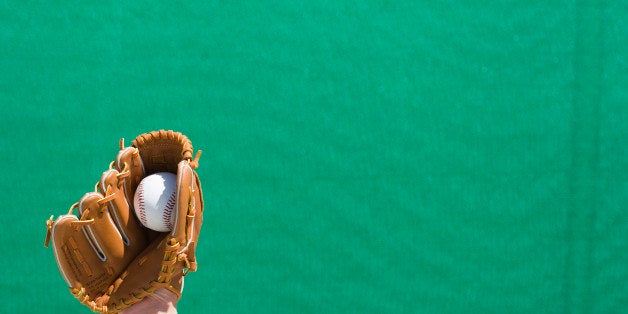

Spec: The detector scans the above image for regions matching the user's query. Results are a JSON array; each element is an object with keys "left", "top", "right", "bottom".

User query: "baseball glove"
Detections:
[{"left": 44, "top": 130, "right": 204, "bottom": 313}]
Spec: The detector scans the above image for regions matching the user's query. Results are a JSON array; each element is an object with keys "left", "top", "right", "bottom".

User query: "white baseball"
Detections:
[{"left": 133, "top": 172, "right": 177, "bottom": 232}]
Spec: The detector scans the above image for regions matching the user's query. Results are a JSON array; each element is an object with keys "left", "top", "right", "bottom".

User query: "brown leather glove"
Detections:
[{"left": 44, "top": 130, "right": 203, "bottom": 313}]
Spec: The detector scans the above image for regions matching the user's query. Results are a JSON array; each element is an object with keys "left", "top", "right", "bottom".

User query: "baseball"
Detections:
[{"left": 133, "top": 172, "right": 177, "bottom": 232}]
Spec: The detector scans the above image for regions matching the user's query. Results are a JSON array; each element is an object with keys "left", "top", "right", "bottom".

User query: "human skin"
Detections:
[{"left": 121, "top": 288, "right": 178, "bottom": 314}]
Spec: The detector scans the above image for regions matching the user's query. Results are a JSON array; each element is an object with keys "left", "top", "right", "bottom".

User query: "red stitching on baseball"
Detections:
[
  {"left": 164, "top": 192, "right": 176, "bottom": 231},
  {"left": 136, "top": 185, "right": 147, "bottom": 226}
]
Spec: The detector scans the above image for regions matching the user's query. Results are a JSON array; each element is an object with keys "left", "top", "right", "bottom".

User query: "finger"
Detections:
[{"left": 99, "top": 169, "right": 148, "bottom": 250}]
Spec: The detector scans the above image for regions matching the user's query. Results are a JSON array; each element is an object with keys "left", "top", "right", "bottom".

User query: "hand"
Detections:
[{"left": 121, "top": 288, "right": 178, "bottom": 314}]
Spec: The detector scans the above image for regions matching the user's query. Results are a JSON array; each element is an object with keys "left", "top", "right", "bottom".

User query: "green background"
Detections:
[{"left": 2, "top": 1, "right": 626, "bottom": 313}]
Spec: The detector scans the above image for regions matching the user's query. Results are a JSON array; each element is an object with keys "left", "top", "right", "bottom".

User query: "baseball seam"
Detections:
[
  {"left": 164, "top": 192, "right": 176, "bottom": 231},
  {"left": 136, "top": 185, "right": 147, "bottom": 226}
]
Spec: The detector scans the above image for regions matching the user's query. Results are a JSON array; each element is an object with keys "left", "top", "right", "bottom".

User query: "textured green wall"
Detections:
[{"left": 2, "top": 1, "right": 626, "bottom": 313}]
